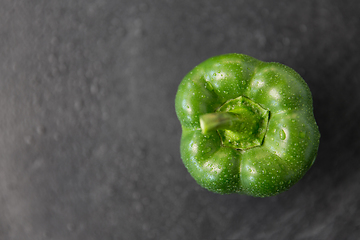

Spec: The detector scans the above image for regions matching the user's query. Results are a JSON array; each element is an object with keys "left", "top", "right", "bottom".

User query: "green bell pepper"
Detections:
[{"left": 175, "top": 53, "right": 320, "bottom": 197}]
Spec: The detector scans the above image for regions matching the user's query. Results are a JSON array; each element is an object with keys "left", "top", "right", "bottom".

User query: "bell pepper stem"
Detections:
[{"left": 200, "top": 112, "right": 244, "bottom": 134}]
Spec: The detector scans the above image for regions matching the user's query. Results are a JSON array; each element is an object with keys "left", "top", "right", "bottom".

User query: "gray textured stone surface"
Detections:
[{"left": 0, "top": 0, "right": 359, "bottom": 239}]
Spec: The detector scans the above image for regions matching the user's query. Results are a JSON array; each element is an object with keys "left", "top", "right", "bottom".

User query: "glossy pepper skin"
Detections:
[{"left": 175, "top": 53, "right": 320, "bottom": 197}]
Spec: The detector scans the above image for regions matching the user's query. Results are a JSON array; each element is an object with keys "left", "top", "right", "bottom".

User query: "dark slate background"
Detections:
[{"left": 1, "top": 1, "right": 359, "bottom": 239}]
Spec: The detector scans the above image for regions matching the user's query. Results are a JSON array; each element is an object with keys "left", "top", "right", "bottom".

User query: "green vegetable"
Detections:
[{"left": 175, "top": 53, "right": 320, "bottom": 197}]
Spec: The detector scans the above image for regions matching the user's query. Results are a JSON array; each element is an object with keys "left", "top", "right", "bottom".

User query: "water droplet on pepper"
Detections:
[{"left": 279, "top": 129, "right": 286, "bottom": 140}]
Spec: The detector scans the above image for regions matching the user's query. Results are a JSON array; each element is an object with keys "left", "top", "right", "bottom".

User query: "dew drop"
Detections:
[
  {"left": 204, "top": 147, "right": 211, "bottom": 153},
  {"left": 279, "top": 129, "right": 286, "bottom": 140}
]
